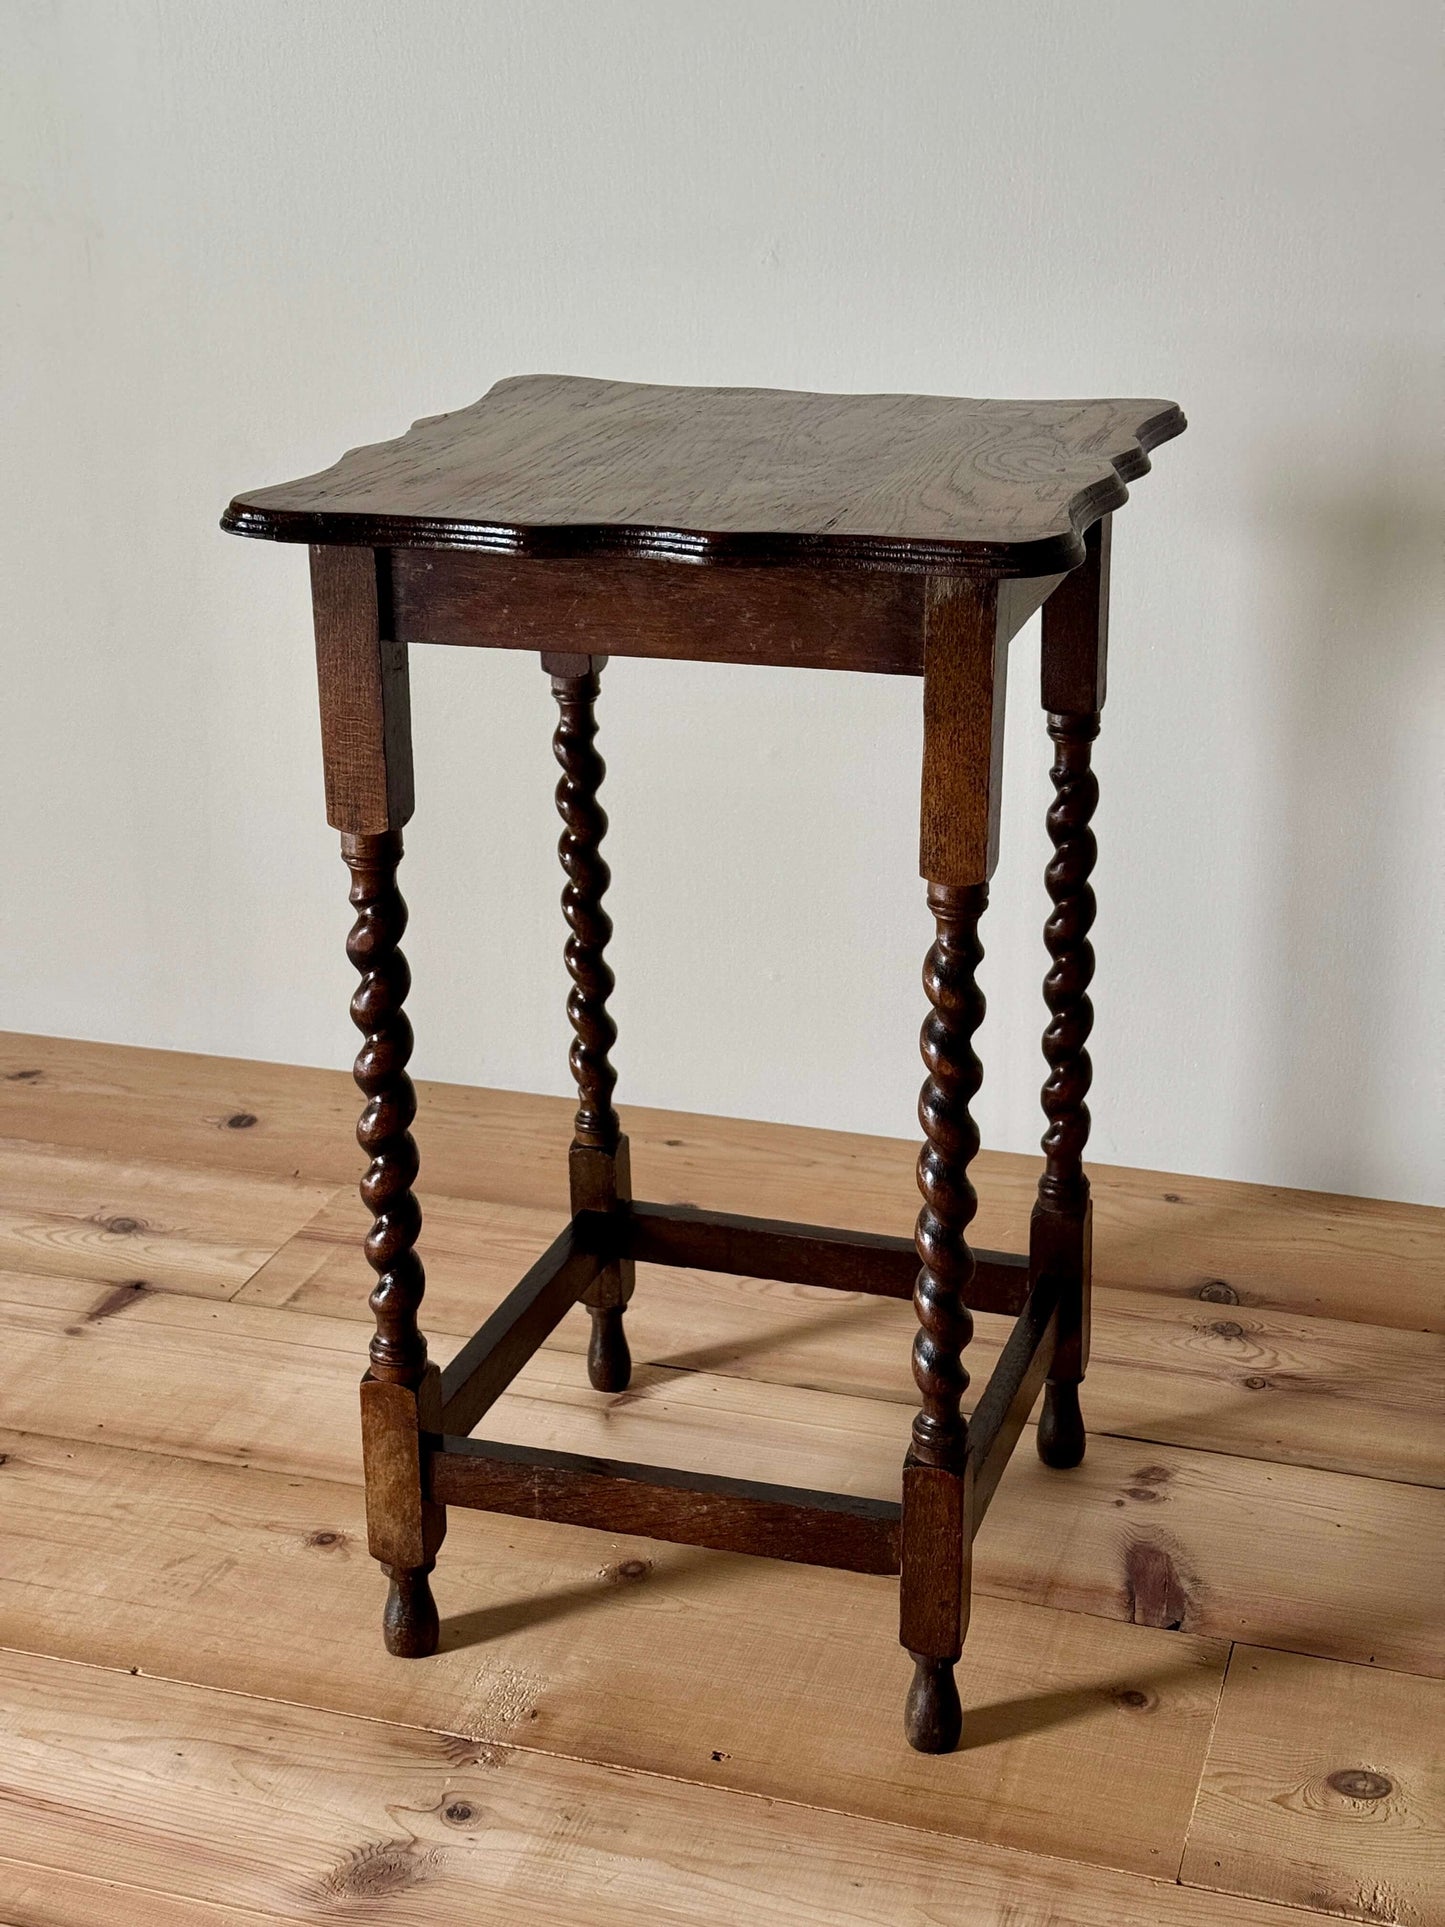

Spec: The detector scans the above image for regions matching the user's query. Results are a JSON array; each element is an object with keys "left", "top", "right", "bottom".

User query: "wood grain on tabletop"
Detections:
[{"left": 222, "top": 375, "right": 1185, "bottom": 578}]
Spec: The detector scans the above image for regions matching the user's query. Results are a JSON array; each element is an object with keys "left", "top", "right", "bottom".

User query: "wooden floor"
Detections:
[{"left": 0, "top": 1032, "right": 1440, "bottom": 1926}]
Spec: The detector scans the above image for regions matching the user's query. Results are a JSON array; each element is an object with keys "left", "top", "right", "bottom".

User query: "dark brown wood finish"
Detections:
[
  {"left": 907, "top": 886, "right": 990, "bottom": 1470},
  {"left": 898, "top": 551, "right": 1017, "bottom": 1753},
  {"left": 359, "top": 1370, "right": 443, "bottom": 1659},
  {"left": 547, "top": 653, "right": 635, "bottom": 1392},
  {"left": 550, "top": 656, "right": 621, "bottom": 1155},
  {"left": 343, "top": 830, "right": 445, "bottom": 1654},
  {"left": 429, "top": 1437, "right": 901, "bottom": 1576},
  {"left": 226, "top": 375, "right": 1184, "bottom": 577},
  {"left": 1033, "top": 517, "right": 1109, "bottom": 1472},
  {"left": 399, "top": 552, "right": 925, "bottom": 674},
  {"left": 1041, "top": 512, "right": 1110, "bottom": 714},
  {"left": 344, "top": 833, "right": 427, "bottom": 1388},
  {"left": 624, "top": 1201, "right": 1029, "bottom": 1314},
  {"left": 919, "top": 580, "right": 1012, "bottom": 883},
  {"left": 225, "top": 373, "right": 1183, "bottom": 1762},
  {"left": 389, "top": 551, "right": 1061, "bottom": 678},
  {"left": 310, "top": 542, "right": 445, "bottom": 1656},
  {"left": 1036, "top": 715, "right": 1099, "bottom": 1218},
  {"left": 899, "top": 879, "right": 988, "bottom": 1753},
  {"left": 311, "top": 547, "right": 413, "bottom": 835}
]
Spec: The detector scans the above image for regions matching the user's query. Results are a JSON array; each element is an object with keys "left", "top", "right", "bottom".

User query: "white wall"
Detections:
[{"left": 3, "top": 0, "right": 1440, "bottom": 1204}]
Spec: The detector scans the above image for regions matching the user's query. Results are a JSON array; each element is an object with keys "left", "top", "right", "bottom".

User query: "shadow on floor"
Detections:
[
  {"left": 437, "top": 1542, "right": 733, "bottom": 1653},
  {"left": 960, "top": 1656, "right": 1209, "bottom": 1751}
]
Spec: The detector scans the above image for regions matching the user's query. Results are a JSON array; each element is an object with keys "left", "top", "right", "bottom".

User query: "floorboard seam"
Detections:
[
  {"left": 224, "top": 1184, "right": 350, "bottom": 1304},
  {"left": 1175, "top": 1639, "right": 1236, "bottom": 1888}
]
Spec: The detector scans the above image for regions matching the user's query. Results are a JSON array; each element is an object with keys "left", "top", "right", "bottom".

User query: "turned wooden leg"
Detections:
[
  {"left": 547, "top": 651, "right": 634, "bottom": 1391},
  {"left": 1033, "top": 518, "right": 1109, "bottom": 1470},
  {"left": 1032, "top": 712, "right": 1098, "bottom": 1468},
  {"left": 899, "top": 576, "right": 1013, "bottom": 1754},
  {"left": 346, "top": 832, "right": 445, "bottom": 1654},
  {"left": 901, "top": 881, "right": 987, "bottom": 1752},
  {"left": 309, "top": 546, "right": 443, "bottom": 1656}
]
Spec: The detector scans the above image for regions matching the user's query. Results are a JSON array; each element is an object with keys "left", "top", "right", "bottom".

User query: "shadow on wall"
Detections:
[{"left": 1255, "top": 380, "right": 1442, "bottom": 1203}]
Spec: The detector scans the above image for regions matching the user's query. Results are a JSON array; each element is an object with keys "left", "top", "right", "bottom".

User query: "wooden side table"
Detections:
[{"left": 223, "top": 376, "right": 1184, "bottom": 1752}]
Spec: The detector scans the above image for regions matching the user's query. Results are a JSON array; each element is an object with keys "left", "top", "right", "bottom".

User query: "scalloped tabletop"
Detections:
[{"left": 223, "top": 374, "right": 1185, "bottom": 576}]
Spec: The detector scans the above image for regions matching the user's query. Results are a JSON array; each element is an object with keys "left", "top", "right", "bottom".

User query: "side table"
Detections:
[{"left": 223, "top": 375, "right": 1185, "bottom": 1750}]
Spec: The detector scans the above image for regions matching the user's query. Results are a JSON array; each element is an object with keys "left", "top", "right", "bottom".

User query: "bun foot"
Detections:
[
  {"left": 587, "top": 1306, "right": 632, "bottom": 1393},
  {"left": 382, "top": 1562, "right": 439, "bottom": 1657},
  {"left": 1037, "top": 1379, "right": 1086, "bottom": 1469},
  {"left": 905, "top": 1655, "right": 963, "bottom": 1753}
]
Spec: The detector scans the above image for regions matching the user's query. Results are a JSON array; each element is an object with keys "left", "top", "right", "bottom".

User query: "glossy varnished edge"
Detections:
[{"left": 220, "top": 401, "right": 1186, "bottom": 578}]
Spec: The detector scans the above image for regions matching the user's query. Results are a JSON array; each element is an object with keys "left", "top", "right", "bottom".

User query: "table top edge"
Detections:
[{"left": 220, "top": 388, "right": 1186, "bottom": 578}]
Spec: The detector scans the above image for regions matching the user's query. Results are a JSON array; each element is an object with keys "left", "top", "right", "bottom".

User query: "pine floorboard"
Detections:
[
  {"left": 0, "top": 1423, "right": 1234, "bottom": 1880},
  {"left": 0, "top": 1032, "right": 1440, "bottom": 1924},
  {"left": 0, "top": 1649, "right": 1312, "bottom": 1927},
  {"left": 236, "top": 1189, "right": 1445, "bottom": 1486},
  {"left": 2, "top": 1032, "right": 1438, "bottom": 1331},
  {"left": 1, "top": 1270, "right": 1440, "bottom": 1676},
  {"left": 1182, "top": 1646, "right": 1445, "bottom": 1923}
]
